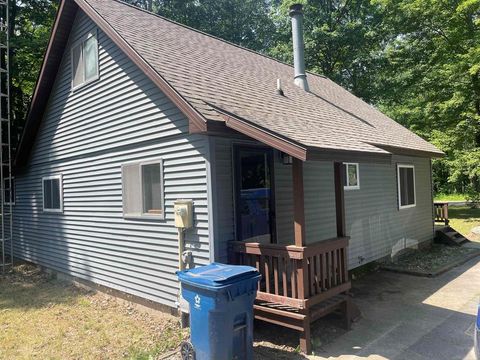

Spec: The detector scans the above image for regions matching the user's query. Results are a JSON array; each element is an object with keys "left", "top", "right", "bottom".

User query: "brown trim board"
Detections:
[
  {"left": 368, "top": 143, "right": 444, "bottom": 159},
  {"left": 220, "top": 114, "right": 308, "bottom": 160},
  {"left": 15, "top": 0, "right": 208, "bottom": 167},
  {"left": 76, "top": 0, "right": 207, "bottom": 132},
  {"left": 15, "top": 0, "right": 78, "bottom": 167}
]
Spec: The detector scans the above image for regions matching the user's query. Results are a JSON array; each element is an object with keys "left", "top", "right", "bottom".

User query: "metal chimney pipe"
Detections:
[{"left": 289, "top": 4, "right": 309, "bottom": 92}]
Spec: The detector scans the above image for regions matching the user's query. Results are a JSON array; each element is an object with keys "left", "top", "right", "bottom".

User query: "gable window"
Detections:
[
  {"left": 122, "top": 160, "right": 164, "bottom": 218},
  {"left": 42, "top": 175, "right": 63, "bottom": 213},
  {"left": 397, "top": 164, "right": 416, "bottom": 209},
  {"left": 71, "top": 32, "right": 99, "bottom": 89},
  {"left": 4, "top": 177, "right": 14, "bottom": 205},
  {"left": 343, "top": 163, "right": 360, "bottom": 190}
]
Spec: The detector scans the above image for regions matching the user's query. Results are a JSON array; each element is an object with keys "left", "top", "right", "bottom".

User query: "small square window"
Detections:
[
  {"left": 343, "top": 163, "right": 360, "bottom": 190},
  {"left": 122, "top": 160, "right": 164, "bottom": 218},
  {"left": 397, "top": 164, "right": 416, "bottom": 209},
  {"left": 71, "top": 32, "right": 99, "bottom": 89},
  {"left": 42, "top": 175, "right": 63, "bottom": 213}
]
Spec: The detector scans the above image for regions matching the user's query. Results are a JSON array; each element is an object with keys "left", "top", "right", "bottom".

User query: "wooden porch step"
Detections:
[
  {"left": 435, "top": 226, "right": 469, "bottom": 246},
  {"left": 253, "top": 294, "right": 350, "bottom": 334},
  {"left": 310, "top": 294, "right": 348, "bottom": 322}
]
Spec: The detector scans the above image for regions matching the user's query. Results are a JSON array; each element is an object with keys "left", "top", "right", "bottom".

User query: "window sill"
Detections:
[
  {"left": 344, "top": 186, "right": 360, "bottom": 191},
  {"left": 71, "top": 74, "right": 100, "bottom": 93},
  {"left": 399, "top": 204, "right": 416, "bottom": 210},
  {"left": 43, "top": 209, "right": 63, "bottom": 214},
  {"left": 123, "top": 213, "right": 165, "bottom": 221}
]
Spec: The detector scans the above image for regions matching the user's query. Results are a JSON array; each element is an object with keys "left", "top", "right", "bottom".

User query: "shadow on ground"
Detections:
[
  {"left": 0, "top": 262, "right": 88, "bottom": 310},
  {"left": 253, "top": 257, "right": 480, "bottom": 359}
]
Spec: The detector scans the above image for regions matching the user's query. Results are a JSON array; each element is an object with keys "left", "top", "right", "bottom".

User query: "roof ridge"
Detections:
[{"left": 113, "top": 0, "right": 326, "bottom": 80}]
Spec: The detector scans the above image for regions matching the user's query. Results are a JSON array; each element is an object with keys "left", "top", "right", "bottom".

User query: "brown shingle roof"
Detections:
[
  {"left": 16, "top": 0, "right": 443, "bottom": 166},
  {"left": 85, "top": 0, "right": 441, "bottom": 157}
]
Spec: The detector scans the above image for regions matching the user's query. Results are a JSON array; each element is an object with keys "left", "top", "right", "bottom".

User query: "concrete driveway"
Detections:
[
  {"left": 315, "top": 257, "right": 480, "bottom": 360},
  {"left": 254, "top": 256, "right": 480, "bottom": 360}
]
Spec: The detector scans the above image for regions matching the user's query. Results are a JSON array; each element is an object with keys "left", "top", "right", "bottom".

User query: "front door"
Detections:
[{"left": 234, "top": 146, "right": 276, "bottom": 243}]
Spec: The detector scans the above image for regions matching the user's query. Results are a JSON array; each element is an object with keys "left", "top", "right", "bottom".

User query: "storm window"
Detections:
[
  {"left": 71, "top": 32, "right": 99, "bottom": 89},
  {"left": 343, "top": 163, "right": 360, "bottom": 190},
  {"left": 122, "top": 160, "right": 164, "bottom": 218},
  {"left": 397, "top": 164, "right": 416, "bottom": 209},
  {"left": 42, "top": 175, "right": 63, "bottom": 212}
]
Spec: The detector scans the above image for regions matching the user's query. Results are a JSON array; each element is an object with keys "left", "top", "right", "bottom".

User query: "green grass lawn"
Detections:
[
  {"left": 0, "top": 264, "right": 186, "bottom": 360},
  {"left": 434, "top": 193, "right": 467, "bottom": 202},
  {"left": 448, "top": 206, "right": 480, "bottom": 241}
]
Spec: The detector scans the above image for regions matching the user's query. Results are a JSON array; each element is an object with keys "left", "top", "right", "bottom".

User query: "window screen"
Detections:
[
  {"left": 71, "top": 32, "right": 98, "bottom": 88},
  {"left": 142, "top": 163, "right": 162, "bottom": 214},
  {"left": 343, "top": 163, "right": 360, "bottom": 190},
  {"left": 71, "top": 44, "right": 84, "bottom": 88},
  {"left": 84, "top": 35, "right": 98, "bottom": 81},
  {"left": 398, "top": 165, "right": 415, "bottom": 208},
  {"left": 122, "top": 160, "right": 163, "bottom": 217},
  {"left": 43, "top": 176, "right": 62, "bottom": 212}
]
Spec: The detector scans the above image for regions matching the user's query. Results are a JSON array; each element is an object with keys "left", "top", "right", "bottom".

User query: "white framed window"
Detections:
[
  {"left": 397, "top": 164, "right": 416, "bottom": 209},
  {"left": 42, "top": 175, "right": 63, "bottom": 213},
  {"left": 71, "top": 31, "right": 99, "bottom": 89},
  {"left": 4, "top": 177, "right": 14, "bottom": 205},
  {"left": 122, "top": 159, "right": 164, "bottom": 218},
  {"left": 343, "top": 163, "right": 360, "bottom": 190}
]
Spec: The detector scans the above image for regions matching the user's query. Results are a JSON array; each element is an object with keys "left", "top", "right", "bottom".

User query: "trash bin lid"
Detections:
[{"left": 177, "top": 263, "right": 259, "bottom": 289}]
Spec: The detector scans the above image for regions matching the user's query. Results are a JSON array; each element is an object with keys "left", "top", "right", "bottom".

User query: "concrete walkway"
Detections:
[{"left": 313, "top": 257, "right": 480, "bottom": 360}]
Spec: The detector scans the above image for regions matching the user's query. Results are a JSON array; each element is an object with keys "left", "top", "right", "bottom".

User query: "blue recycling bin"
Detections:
[{"left": 177, "top": 263, "right": 261, "bottom": 360}]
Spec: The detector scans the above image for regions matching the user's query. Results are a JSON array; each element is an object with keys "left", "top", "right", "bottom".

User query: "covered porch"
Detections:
[{"left": 213, "top": 139, "right": 354, "bottom": 354}]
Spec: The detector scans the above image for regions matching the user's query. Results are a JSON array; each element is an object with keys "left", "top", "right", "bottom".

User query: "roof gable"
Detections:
[{"left": 16, "top": 0, "right": 443, "bottom": 166}]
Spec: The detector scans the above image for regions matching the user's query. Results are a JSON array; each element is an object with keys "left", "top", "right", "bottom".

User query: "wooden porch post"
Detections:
[
  {"left": 292, "top": 158, "right": 306, "bottom": 247},
  {"left": 334, "top": 162, "right": 346, "bottom": 237}
]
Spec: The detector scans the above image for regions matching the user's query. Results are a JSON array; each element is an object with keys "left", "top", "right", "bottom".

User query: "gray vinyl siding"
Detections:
[
  {"left": 210, "top": 137, "right": 235, "bottom": 263},
  {"left": 344, "top": 155, "right": 433, "bottom": 268},
  {"left": 14, "top": 11, "right": 210, "bottom": 308},
  {"left": 210, "top": 137, "right": 337, "bottom": 259},
  {"left": 211, "top": 135, "right": 433, "bottom": 269},
  {"left": 210, "top": 137, "right": 295, "bottom": 261}
]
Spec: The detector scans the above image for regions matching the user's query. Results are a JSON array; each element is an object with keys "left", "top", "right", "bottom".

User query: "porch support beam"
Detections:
[
  {"left": 293, "top": 158, "right": 306, "bottom": 247},
  {"left": 334, "top": 162, "right": 346, "bottom": 237}
]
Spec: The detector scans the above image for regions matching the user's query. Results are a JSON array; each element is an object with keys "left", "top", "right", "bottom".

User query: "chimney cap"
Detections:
[{"left": 289, "top": 3, "right": 304, "bottom": 16}]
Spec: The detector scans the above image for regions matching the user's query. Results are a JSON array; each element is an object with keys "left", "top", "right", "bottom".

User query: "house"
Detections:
[{"left": 13, "top": 0, "right": 443, "bottom": 353}]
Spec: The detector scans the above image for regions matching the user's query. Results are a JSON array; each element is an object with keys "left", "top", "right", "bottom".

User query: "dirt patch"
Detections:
[
  {"left": 252, "top": 312, "right": 348, "bottom": 358},
  {"left": 0, "top": 263, "right": 186, "bottom": 360},
  {"left": 381, "top": 244, "right": 480, "bottom": 276}
]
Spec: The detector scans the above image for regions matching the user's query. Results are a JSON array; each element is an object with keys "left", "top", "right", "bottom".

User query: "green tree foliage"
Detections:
[
  {"left": 124, "top": 0, "right": 277, "bottom": 52},
  {"left": 269, "top": 0, "right": 388, "bottom": 103},
  {"left": 372, "top": 0, "right": 480, "bottom": 193},
  {"left": 10, "top": 0, "right": 57, "bottom": 147},
  {"left": 9, "top": 0, "right": 480, "bottom": 196}
]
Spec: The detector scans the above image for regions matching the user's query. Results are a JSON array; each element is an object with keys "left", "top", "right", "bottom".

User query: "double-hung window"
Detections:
[
  {"left": 71, "top": 31, "right": 99, "bottom": 89},
  {"left": 122, "top": 160, "right": 164, "bottom": 218},
  {"left": 42, "top": 175, "right": 63, "bottom": 213},
  {"left": 397, "top": 164, "right": 416, "bottom": 209},
  {"left": 343, "top": 163, "right": 360, "bottom": 190}
]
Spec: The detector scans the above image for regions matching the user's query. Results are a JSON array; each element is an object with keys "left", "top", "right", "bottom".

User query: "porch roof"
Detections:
[{"left": 16, "top": 0, "right": 443, "bottom": 166}]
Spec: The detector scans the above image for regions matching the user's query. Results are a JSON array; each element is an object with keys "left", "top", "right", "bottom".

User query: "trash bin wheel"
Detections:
[{"left": 180, "top": 340, "right": 195, "bottom": 360}]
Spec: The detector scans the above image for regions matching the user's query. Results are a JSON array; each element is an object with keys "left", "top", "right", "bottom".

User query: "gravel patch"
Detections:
[{"left": 381, "top": 244, "right": 480, "bottom": 276}]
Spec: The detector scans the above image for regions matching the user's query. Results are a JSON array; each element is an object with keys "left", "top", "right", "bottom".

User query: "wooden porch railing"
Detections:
[
  {"left": 230, "top": 236, "right": 351, "bottom": 310},
  {"left": 434, "top": 202, "right": 449, "bottom": 226}
]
